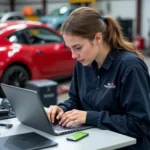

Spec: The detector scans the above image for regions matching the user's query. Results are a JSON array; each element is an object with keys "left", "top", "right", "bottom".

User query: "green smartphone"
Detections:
[{"left": 66, "top": 132, "right": 89, "bottom": 141}]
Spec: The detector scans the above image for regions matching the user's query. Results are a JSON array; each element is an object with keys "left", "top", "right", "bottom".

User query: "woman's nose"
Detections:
[{"left": 72, "top": 51, "right": 79, "bottom": 59}]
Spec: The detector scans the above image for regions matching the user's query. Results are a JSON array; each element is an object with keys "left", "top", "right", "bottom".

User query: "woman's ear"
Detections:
[{"left": 94, "top": 32, "right": 103, "bottom": 44}]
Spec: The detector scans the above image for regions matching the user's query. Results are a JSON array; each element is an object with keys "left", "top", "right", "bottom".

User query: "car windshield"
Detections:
[{"left": 48, "top": 6, "right": 68, "bottom": 17}]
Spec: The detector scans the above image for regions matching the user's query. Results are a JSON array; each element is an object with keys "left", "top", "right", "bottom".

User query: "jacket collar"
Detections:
[{"left": 89, "top": 48, "right": 118, "bottom": 70}]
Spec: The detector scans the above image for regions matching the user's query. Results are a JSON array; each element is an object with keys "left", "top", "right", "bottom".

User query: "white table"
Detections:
[{"left": 0, "top": 118, "right": 136, "bottom": 150}]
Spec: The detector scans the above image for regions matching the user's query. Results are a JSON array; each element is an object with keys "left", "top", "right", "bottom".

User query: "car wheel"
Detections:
[{"left": 2, "top": 65, "right": 30, "bottom": 87}]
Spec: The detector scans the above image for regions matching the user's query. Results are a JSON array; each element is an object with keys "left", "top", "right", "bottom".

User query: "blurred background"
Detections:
[
  {"left": 0, "top": 0, "right": 149, "bottom": 50},
  {"left": 0, "top": 0, "right": 150, "bottom": 114}
]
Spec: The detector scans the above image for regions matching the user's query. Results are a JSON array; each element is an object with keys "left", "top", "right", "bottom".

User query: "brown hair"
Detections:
[{"left": 61, "top": 7, "right": 143, "bottom": 59}]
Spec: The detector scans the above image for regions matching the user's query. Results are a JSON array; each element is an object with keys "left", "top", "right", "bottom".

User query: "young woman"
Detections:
[{"left": 46, "top": 7, "right": 150, "bottom": 149}]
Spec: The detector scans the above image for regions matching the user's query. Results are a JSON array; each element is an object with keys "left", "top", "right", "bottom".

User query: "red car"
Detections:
[{"left": 0, "top": 21, "right": 75, "bottom": 87}]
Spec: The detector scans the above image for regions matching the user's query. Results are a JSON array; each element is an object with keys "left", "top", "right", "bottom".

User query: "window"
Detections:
[
  {"left": 8, "top": 31, "right": 29, "bottom": 44},
  {"left": 7, "top": 16, "right": 24, "bottom": 21},
  {"left": 14, "top": 16, "right": 24, "bottom": 20},
  {"left": 7, "top": 16, "right": 15, "bottom": 20},
  {"left": 24, "top": 27, "right": 63, "bottom": 45}
]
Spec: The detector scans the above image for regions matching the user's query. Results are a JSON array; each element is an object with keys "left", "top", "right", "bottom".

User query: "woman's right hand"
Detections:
[{"left": 45, "top": 105, "right": 64, "bottom": 123}]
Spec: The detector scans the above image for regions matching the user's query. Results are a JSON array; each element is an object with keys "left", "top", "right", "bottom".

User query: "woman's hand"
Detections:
[
  {"left": 59, "top": 109, "right": 87, "bottom": 127},
  {"left": 45, "top": 105, "right": 64, "bottom": 123}
]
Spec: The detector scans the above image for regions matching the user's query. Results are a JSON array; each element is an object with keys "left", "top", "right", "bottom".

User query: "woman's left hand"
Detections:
[{"left": 59, "top": 109, "right": 87, "bottom": 127}]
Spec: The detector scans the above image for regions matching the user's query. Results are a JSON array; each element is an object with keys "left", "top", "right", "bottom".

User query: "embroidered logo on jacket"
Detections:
[{"left": 104, "top": 82, "right": 116, "bottom": 89}]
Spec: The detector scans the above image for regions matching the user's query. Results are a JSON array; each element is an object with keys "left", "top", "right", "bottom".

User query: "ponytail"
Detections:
[{"left": 104, "top": 16, "right": 143, "bottom": 59}]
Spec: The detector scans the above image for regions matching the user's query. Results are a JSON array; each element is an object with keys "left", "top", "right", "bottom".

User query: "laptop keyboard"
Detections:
[
  {"left": 52, "top": 121, "right": 86, "bottom": 132},
  {"left": 53, "top": 124, "right": 70, "bottom": 131}
]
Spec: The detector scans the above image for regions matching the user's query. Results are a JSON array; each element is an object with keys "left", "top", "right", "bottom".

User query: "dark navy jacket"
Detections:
[{"left": 58, "top": 49, "right": 150, "bottom": 150}]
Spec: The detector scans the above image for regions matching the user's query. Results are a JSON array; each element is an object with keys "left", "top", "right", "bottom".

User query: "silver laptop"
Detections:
[{"left": 1, "top": 83, "right": 92, "bottom": 135}]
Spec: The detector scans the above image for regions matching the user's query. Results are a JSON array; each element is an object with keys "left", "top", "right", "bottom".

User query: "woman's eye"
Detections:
[{"left": 74, "top": 47, "right": 82, "bottom": 50}]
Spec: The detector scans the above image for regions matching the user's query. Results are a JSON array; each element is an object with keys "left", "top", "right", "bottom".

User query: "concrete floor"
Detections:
[{"left": 57, "top": 53, "right": 150, "bottom": 104}]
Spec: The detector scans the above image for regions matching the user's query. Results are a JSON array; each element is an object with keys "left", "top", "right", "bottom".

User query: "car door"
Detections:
[{"left": 24, "top": 27, "right": 75, "bottom": 78}]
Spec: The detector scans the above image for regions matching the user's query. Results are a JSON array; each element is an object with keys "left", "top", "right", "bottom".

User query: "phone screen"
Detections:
[{"left": 67, "top": 132, "right": 89, "bottom": 141}]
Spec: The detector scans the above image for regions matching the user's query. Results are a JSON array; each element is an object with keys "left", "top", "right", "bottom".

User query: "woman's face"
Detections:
[{"left": 63, "top": 33, "right": 100, "bottom": 66}]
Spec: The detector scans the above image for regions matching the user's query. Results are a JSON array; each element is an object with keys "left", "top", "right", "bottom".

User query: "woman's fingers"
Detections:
[
  {"left": 59, "top": 110, "right": 87, "bottom": 127},
  {"left": 46, "top": 108, "right": 86, "bottom": 127},
  {"left": 59, "top": 112, "right": 77, "bottom": 126},
  {"left": 47, "top": 106, "right": 53, "bottom": 121},
  {"left": 61, "top": 115, "right": 76, "bottom": 126},
  {"left": 66, "top": 120, "right": 79, "bottom": 127},
  {"left": 46, "top": 106, "right": 64, "bottom": 123},
  {"left": 57, "top": 111, "right": 64, "bottom": 120},
  {"left": 50, "top": 106, "right": 58, "bottom": 123},
  {"left": 59, "top": 112, "right": 71, "bottom": 125}
]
